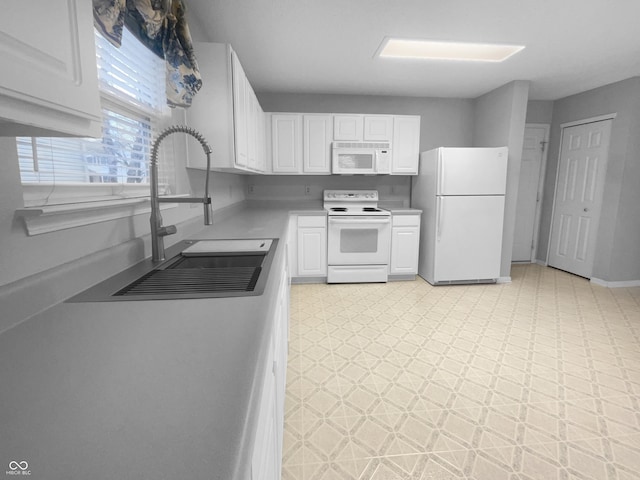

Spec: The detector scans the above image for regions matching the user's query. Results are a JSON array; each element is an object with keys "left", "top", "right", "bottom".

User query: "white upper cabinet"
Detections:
[
  {"left": 267, "top": 112, "right": 420, "bottom": 176},
  {"left": 364, "top": 116, "right": 393, "bottom": 141},
  {"left": 0, "top": 0, "right": 102, "bottom": 137},
  {"left": 271, "top": 114, "right": 303, "bottom": 173},
  {"left": 186, "top": 43, "right": 264, "bottom": 173},
  {"left": 232, "top": 52, "right": 249, "bottom": 169},
  {"left": 303, "top": 115, "right": 333, "bottom": 174},
  {"left": 256, "top": 108, "right": 267, "bottom": 172},
  {"left": 391, "top": 116, "right": 421, "bottom": 175},
  {"left": 334, "top": 115, "right": 393, "bottom": 142},
  {"left": 333, "top": 115, "right": 364, "bottom": 141}
]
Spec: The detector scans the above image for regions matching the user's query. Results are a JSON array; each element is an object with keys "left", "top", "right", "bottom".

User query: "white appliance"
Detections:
[
  {"left": 332, "top": 142, "right": 391, "bottom": 174},
  {"left": 411, "top": 147, "right": 508, "bottom": 285},
  {"left": 324, "top": 190, "right": 391, "bottom": 283}
]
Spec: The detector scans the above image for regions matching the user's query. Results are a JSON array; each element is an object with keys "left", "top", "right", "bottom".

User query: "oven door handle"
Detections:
[{"left": 329, "top": 217, "right": 391, "bottom": 224}]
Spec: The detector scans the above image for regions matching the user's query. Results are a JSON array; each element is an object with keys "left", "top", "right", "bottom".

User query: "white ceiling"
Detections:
[{"left": 187, "top": 0, "right": 640, "bottom": 100}]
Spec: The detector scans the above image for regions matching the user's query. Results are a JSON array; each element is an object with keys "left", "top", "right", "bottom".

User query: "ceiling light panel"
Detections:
[{"left": 378, "top": 38, "right": 525, "bottom": 62}]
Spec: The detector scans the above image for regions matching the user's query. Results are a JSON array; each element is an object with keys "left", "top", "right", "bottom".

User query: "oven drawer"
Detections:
[{"left": 328, "top": 265, "right": 388, "bottom": 283}]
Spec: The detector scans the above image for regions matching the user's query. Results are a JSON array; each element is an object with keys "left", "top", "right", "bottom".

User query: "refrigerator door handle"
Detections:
[
  {"left": 436, "top": 196, "right": 443, "bottom": 241},
  {"left": 437, "top": 153, "right": 444, "bottom": 195}
]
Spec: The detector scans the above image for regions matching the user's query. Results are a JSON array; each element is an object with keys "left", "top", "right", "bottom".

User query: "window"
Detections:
[{"left": 17, "top": 28, "right": 174, "bottom": 207}]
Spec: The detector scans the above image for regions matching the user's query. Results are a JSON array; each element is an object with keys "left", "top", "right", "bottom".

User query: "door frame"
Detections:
[
  {"left": 518, "top": 123, "right": 550, "bottom": 263},
  {"left": 545, "top": 113, "right": 617, "bottom": 274}
]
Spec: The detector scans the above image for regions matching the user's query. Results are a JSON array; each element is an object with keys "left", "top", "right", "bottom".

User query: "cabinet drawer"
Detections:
[
  {"left": 298, "top": 215, "right": 326, "bottom": 228},
  {"left": 392, "top": 215, "right": 420, "bottom": 227}
]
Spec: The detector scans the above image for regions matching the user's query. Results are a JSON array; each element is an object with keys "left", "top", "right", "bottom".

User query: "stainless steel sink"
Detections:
[{"left": 68, "top": 238, "right": 278, "bottom": 302}]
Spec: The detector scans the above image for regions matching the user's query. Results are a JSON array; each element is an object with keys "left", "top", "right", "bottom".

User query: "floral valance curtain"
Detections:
[{"left": 93, "top": 0, "right": 202, "bottom": 108}]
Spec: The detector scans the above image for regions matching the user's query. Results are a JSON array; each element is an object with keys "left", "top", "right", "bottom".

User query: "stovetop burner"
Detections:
[{"left": 323, "top": 189, "right": 390, "bottom": 217}]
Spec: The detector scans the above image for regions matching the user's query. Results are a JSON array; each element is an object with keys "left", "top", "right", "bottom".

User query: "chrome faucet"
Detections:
[{"left": 149, "top": 125, "right": 213, "bottom": 262}]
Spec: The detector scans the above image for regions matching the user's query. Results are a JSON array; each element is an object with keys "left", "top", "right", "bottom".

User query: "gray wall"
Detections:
[
  {"left": 538, "top": 77, "right": 640, "bottom": 282},
  {"left": 526, "top": 100, "right": 554, "bottom": 124},
  {"left": 473, "top": 81, "right": 531, "bottom": 279}
]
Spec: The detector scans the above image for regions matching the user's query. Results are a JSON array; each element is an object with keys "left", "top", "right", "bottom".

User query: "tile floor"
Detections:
[{"left": 281, "top": 264, "right": 640, "bottom": 480}]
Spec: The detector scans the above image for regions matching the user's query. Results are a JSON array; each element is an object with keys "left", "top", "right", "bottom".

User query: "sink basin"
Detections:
[
  {"left": 166, "top": 254, "right": 265, "bottom": 270},
  {"left": 68, "top": 238, "right": 278, "bottom": 302}
]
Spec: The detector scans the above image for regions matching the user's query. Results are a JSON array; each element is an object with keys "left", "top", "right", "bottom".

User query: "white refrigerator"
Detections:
[{"left": 411, "top": 147, "right": 508, "bottom": 285}]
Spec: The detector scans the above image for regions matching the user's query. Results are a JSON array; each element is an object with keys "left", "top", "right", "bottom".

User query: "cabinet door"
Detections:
[
  {"left": 0, "top": 0, "right": 101, "bottom": 137},
  {"left": 297, "top": 224, "right": 327, "bottom": 276},
  {"left": 251, "top": 342, "right": 278, "bottom": 480},
  {"left": 272, "top": 271, "right": 289, "bottom": 479},
  {"left": 333, "top": 115, "right": 363, "bottom": 141},
  {"left": 390, "top": 226, "right": 420, "bottom": 274},
  {"left": 256, "top": 108, "right": 267, "bottom": 173},
  {"left": 364, "top": 116, "right": 393, "bottom": 141},
  {"left": 391, "top": 116, "right": 421, "bottom": 174},
  {"left": 271, "top": 114, "right": 302, "bottom": 173},
  {"left": 231, "top": 52, "right": 248, "bottom": 168},
  {"left": 246, "top": 88, "right": 258, "bottom": 171},
  {"left": 186, "top": 43, "right": 234, "bottom": 170},
  {"left": 303, "top": 115, "right": 333, "bottom": 174}
]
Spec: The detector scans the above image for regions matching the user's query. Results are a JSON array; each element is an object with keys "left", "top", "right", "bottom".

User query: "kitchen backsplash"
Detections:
[{"left": 244, "top": 174, "right": 411, "bottom": 206}]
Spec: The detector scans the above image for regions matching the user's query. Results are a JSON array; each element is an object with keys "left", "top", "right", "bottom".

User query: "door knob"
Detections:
[{"left": 584, "top": 208, "right": 589, "bottom": 212}]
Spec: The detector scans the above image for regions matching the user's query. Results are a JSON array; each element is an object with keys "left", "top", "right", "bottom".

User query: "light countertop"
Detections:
[
  {"left": 0, "top": 205, "right": 293, "bottom": 480},
  {"left": 0, "top": 201, "right": 418, "bottom": 480},
  {"left": 384, "top": 207, "right": 423, "bottom": 215}
]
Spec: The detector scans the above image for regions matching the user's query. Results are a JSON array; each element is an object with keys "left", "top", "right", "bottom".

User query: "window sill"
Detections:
[{"left": 16, "top": 197, "right": 182, "bottom": 236}]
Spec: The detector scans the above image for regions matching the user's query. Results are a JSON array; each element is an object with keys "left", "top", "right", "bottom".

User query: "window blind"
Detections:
[{"left": 17, "top": 29, "right": 173, "bottom": 205}]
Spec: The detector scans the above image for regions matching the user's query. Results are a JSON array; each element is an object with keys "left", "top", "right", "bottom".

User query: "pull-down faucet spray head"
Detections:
[{"left": 149, "top": 125, "right": 214, "bottom": 261}]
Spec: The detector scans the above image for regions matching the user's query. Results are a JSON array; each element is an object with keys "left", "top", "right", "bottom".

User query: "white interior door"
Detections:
[
  {"left": 548, "top": 119, "right": 612, "bottom": 278},
  {"left": 513, "top": 125, "right": 549, "bottom": 262}
]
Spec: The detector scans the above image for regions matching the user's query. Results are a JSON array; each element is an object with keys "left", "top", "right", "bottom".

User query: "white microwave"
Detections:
[{"left": 332, "top": 142, "right": 391, "bottom": 174}]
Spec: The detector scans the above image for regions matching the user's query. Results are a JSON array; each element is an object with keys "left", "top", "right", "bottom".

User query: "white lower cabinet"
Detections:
[
  {"left": 390, "top": 214, "right": 421, "bottom": 276},
  {"left": 251, "top": 337, "right": 278, "bottom": 480},
  {"left": 296, "top": 215, "right": 327, "bottom": 277},
  {"left": 251, "top": 244, "right": 290, "bottom": 480}
]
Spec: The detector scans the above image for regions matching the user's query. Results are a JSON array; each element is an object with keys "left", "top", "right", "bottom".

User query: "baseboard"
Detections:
[
  {"left": 535, "top": 259, "right": 548, "bottom": 266},
  {"left": 388, "top": 275, "right": 417, "bottom": 282},
  {"left": 590, "top": 278, "right": 640, "bottom": 288},
  {"left": 497, "top": 276, "right": 512, "bottom": 284},
  {"left": 291, "top": 276, "right": 326, "bottom": 284}
]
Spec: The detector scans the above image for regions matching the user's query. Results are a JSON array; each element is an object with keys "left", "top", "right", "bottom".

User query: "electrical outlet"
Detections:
[
  {"left": 248, "top": 184, "right": 255, "bottom": 195},
  {"left": 304, "top": 185, "right": 311, "bottom": 195}
]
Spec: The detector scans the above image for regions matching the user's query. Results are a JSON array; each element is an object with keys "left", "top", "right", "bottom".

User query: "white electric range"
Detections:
[{"left": 323, "top": 190, "right": 391, "bottom": 283}]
